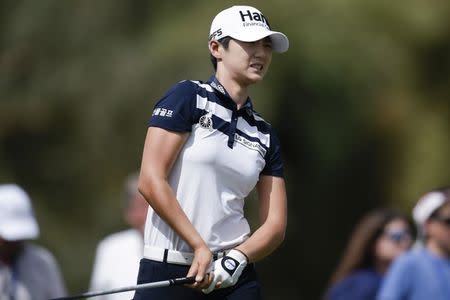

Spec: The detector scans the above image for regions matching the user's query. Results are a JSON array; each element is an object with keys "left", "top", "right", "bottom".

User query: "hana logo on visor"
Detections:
[
  {"left": 199, "top": 111, "right": 213, "bottom": 130},
  {"left": 239, "top": 9, "right": 270, "bottom": 29}
]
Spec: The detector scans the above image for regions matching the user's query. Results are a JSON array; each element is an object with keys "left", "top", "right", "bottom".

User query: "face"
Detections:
[
  {"left": 426, "top": 202, "right": 450, "bottom": 256},
  {"left": 0, "top": 238, "right": 24, "bottom": 264},
  {"left": 374, "top": 218, "right": 413, "bottom": 264},
  {"left": 212, "top": 37, "right": 273, "bottom": 86},
  {"left": 124, "top": 193, "right": 149, "bottom": 234}
]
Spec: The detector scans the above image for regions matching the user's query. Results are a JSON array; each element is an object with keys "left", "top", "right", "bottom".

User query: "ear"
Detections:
[
  {"left": 209, "top": 40, "right": 222, "bottom": 59},
  {"left": 423, "top": 219, "right": 433, "bottom": 236}
]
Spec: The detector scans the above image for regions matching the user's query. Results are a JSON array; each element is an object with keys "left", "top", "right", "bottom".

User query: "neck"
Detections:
[
  {"left": 0, "top": 241, "right": 24, "bottom": 266},
  {"left": 374, "top": 259, "right": 390, "bottom": 275},
  {"left": 427, "top": 239, "right": 450, "bottom": 258},
  {"left": 215, "top": 72, "right": 249, "bottom": 109}
]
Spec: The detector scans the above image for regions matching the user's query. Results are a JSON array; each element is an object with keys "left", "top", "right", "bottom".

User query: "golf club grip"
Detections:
[{"left": 170, "top": 275, "right": 196, "bottom": 285}]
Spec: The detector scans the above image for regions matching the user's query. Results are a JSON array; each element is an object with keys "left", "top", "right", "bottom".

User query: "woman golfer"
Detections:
[{"left": 134, "top": 5, "right": 289, "bottom": 299}]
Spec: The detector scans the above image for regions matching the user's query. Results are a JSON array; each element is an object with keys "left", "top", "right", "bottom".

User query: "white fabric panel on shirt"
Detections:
[
  {"left": 145, "top": 124, "right": 265, "bottom": 252},
  {"left": 196, "top": 95, "right": 232, "bottom": 122}
]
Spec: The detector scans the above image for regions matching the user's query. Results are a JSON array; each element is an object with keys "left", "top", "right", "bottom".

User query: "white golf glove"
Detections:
[{"left": 202, "top": 249, "right": 248, "bottom": 294}]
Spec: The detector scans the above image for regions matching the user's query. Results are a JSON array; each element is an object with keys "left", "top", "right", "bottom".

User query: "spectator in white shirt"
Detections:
[{"left": 89, "top": 173, "right": 148, "bottom": 300}]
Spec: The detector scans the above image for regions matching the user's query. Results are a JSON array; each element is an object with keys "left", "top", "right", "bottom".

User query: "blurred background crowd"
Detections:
[{"left": 1, "top": 1, "right": 449, "bottom": 299}]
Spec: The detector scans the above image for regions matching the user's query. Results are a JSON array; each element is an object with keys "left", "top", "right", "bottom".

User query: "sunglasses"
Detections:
[
  {"left": 383, "top": 230, "right": 412, "bottom": 243},
  {"left": 431, "top": 215, "right": 450, "bottom": 227}
]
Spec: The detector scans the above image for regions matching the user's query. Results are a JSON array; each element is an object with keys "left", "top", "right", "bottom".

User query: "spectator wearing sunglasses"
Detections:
[
  {"left": 324, "top": 208, "right": 414, "bottom": 300},
  {"left": 377, "top": 187, "right": 450, "bottom": 300}
]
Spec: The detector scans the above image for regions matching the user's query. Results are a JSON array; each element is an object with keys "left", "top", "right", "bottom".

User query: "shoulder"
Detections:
[
  {"left": 381, "top": 250, "right": 425, "bottom": 287},
  {"left": 327, "top": 269, "right": 380, "bottom": 300},
  {"left": 21, "top": 243, "right": 60, "bottom": 268},
  {"left": 389, "top": 249, "right": 424, "bottom": 272},
  {"left": 377, "top": 250, "right": 426, "bottom": 298},
  {"left": 164, "top": 80, "right": 212, "bottom": 97},
  {"left": 246, "top": 110, "right": 280, "bottom": 143},
  {"left": 250, "top": 110, "right": 271, "bottom": 127},
  {"left": 154, "top": 79, "right": 213, "bottom": 110},
  {"left": 343, "top": 269, "right": 381, "bottom": 286},
  {"left": 351, "top": 269, "right": 380, "bottom": 280},
  {"left": 250, "top": 111, "right": 282, "bottom": 150}
]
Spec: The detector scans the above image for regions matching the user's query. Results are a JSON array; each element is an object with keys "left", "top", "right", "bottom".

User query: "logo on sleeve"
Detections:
[{"left": 152, "top": 107, "right": 173, "bottom": 117}]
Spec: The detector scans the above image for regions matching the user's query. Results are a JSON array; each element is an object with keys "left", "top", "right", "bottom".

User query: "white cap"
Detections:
[
  {"left": 209, "top": 5, "right": 289, "bottom": 53},
  {"left": 413, "top": 191, "right": 447, "bottom": 227},
  {"left": 0, "top": 184, "right": 39, "bottom": 241}
]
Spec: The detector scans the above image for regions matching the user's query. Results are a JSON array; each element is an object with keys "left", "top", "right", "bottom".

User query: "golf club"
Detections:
[{"left": 49, "top": 276, "right": 196, "bottom": 300}]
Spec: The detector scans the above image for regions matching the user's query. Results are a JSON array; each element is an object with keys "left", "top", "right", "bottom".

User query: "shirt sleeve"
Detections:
[
  {"left": 44, "top": 253, "right": 67, "bottom": 297},
  {"left": 149, "top": 80, "right": 197, "bottom": 132},
  {"left": 261, "top": 126, "right": 284, "bottom": 177},
  {"left": 30, "top": 246, "right": 67, "bottom": 297}
]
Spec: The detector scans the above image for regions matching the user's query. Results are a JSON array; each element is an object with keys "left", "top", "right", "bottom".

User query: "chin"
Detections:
[
  {"left": 248, "top": 74, "right": 265, "bottom": 84},
  {"left": 237, "top": 73, "right": 264, "bottom": 86}
]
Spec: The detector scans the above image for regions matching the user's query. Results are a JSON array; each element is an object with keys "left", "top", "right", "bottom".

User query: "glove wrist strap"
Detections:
[{"left": 232, "top": 248, "right": 249, "bottom": 263}]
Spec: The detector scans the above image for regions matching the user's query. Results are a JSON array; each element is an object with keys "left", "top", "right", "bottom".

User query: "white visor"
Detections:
[{"left": 209, "top": 5, "right": 289, "bottom": 53}]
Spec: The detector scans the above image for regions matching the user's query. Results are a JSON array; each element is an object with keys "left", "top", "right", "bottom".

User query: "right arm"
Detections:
[{"left": 138, "top": 126, "right": 212, "bottom": 287}]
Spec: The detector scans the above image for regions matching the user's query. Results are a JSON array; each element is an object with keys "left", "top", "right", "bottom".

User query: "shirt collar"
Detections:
[{"left": 207, "top": 75, "right": 254, "bottom": 115}]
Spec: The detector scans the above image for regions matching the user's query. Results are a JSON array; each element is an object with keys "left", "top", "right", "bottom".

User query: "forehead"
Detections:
[
  {"left": 436, "top": 202, "right": 450, "bottom": 215},
  {"left": 231, "top": 36, "right": 272, "bottom": 45},
  {"left": 385, "top": 218, "right": 409, "bottom": 230}
]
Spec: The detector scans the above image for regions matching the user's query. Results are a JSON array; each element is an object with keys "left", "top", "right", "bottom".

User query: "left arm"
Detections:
[
  {"left": 235, "top": 175, "right": 287, "bottom": 262},
  {"left": 203, "top": 175, "right": 287, "bottom": 293}
]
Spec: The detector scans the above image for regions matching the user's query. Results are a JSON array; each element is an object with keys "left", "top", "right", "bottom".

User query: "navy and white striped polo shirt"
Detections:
[{"left": 144, "top": 75, "right": 284, "bottom": 252}]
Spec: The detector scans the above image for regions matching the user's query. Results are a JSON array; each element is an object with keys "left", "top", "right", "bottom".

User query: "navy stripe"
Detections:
[
  {"left": 240, "top": 113, "right": 272, "bottom": 135},
  {"left": 194, "top": 111, "right": 269, "bottom": 151}
]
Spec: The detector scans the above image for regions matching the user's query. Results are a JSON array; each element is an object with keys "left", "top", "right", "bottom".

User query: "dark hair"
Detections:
[
  {"left": 209, "top": 36, "right": 232, "bottom": 71},
  {"left": 328, "top": 208, "right": 415, "bottom": 286}
]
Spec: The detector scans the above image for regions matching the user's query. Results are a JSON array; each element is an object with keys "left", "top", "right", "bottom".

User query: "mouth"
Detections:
[{"left": 249, "top": 63, "right": 264, "bottom": 71}]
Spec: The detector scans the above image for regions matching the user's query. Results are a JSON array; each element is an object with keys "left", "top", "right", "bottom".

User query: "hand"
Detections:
[
  {"left": 202, "top": 249, "right": 248, "bottom": 294},
  {"left": 186, "top": 244, "right": 213, "bottom": 289}
]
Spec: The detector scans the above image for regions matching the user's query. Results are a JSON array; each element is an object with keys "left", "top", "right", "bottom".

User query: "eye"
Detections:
[
  {"left": 262, "top": 38, "right": 272, "bottom": 49},
  {"left": 264, "top": 41, "right": 272, "bottom": 49}
]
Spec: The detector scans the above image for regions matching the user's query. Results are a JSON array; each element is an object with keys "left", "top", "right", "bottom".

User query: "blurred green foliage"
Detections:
[{"left": 1, "top": 1, "right": 449, "bottom": 299}]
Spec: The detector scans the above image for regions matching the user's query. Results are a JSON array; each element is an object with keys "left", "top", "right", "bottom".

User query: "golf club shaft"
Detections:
[{"left": 49, "top": 276, "right": 196, "bottom": 300}]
